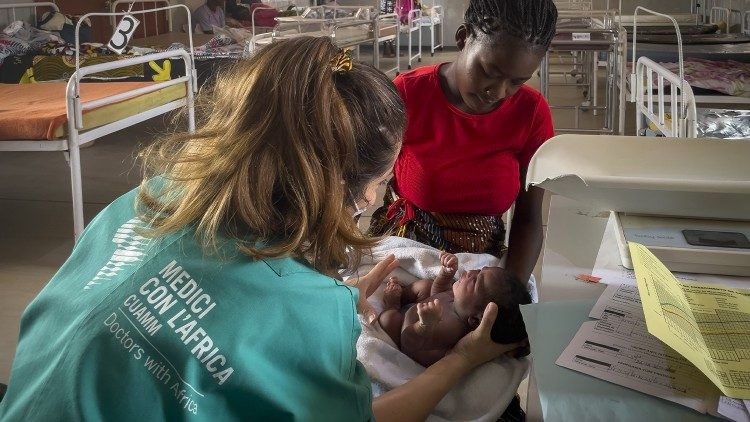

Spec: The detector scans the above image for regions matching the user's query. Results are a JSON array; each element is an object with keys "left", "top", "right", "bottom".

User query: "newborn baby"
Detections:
[{"left": 378, "top": 252, "right": 531, "bottom": 367}]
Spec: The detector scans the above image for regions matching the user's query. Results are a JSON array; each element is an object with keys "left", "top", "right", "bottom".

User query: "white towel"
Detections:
[{"left": 350, "top": 236, "right": 533, "bottom": 422}]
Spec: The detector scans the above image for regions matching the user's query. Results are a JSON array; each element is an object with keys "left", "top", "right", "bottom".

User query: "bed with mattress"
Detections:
[
  {"left": 249, "top": 6, "right": 401, "bottom": 74},
  {"left": 628, "top": 6, "right": 750, "bottom": 140},
  {"left": 631, "top": 8, "right": 749, "bottom": 139},
  {"left": 0, "top": 3, "right": 197, "bottom": 239}
]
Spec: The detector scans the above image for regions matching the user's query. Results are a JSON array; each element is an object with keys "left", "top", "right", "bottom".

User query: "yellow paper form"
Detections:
[{"left": 629, "top": 242, "right": 750, "bottom": 399}]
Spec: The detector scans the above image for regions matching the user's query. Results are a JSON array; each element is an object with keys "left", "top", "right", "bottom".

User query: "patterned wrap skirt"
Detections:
[{"left": 367, "top": 182, "right": 508, "bottom": 259}]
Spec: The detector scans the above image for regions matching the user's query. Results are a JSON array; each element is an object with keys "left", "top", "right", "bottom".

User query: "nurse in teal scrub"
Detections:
[{"left": 0, "top": 37, "right": 523, "bottom": 421}]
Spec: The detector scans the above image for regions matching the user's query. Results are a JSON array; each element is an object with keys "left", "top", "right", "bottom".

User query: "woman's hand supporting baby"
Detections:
[
  {"left": 373, "top": 300, "right": 527, "bottom": 421},
  {"left": 452, "top": 302, "right": 526, "bottom": 368}
]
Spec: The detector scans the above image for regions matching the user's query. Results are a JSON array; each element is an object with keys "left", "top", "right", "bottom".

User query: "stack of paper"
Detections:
[{"left": 556, "top": 242, "right": 750, "bottom": 420}]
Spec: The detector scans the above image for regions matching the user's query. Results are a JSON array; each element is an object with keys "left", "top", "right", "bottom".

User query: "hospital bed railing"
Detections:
[
  {"left": 635, "top": 57, "right": 697, "bottom": 137},
  {"left": 0, "top": 1, "right": 58, "bottom": 26},
  {"left": 420, "top": 0, "right": 443, "bottom": 57},
  {"left": 110, "top": 0, "right": 174, "bottom": 38},
  {"left": 247, "top": 7, "right": 401, "bottom": 75},
  {"left": 630, "top": 7, "right": 694, "bottom": 138}
]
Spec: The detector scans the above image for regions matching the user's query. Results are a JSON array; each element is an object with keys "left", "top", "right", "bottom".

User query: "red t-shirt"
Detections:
[{"left": 392, "top": 64, "right": 555, "bottom": 215}]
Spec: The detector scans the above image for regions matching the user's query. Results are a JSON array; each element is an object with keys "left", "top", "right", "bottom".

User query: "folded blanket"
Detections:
[
  {"left": 350, "top": 236, "right": 533, "bottom": 422},
  {"left": 660, "top": 59, "right": 750, "bottom": 98}
]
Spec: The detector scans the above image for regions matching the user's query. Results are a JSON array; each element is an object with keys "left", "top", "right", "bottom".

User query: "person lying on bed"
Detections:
[{"left": 378, "top": 252, "right": 531, "bottom": 367}]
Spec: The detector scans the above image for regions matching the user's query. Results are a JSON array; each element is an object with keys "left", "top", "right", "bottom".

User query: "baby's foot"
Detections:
[
  {"left": 416, "top": 298, "right": 443, "bottom": 328},
  {"left": 383, "top": 280, "right": 403, "bottom": 310}
]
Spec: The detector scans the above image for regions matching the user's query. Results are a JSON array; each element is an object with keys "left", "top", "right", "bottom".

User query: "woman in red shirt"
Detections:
[{"left": 369, "top": 0, "right": 557, "bottom": 287}]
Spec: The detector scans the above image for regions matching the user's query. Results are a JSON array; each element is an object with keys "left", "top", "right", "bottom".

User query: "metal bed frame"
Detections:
[
  {"left": 0, "top": 3, "right": 197, "bottom": 239},
  {"left": 635, "top": 56, "right": 698, "bottom": 137},
  {"left": 629, "top": 7, "right": 750, "bottom": 138},
  {"left": 703, "top": 0, "right": 747, "bottom": 30},
  {"left": 541, "top": 8, "right": 624, "bottom": 134},
  {"left": 629, "top": 6, "right": 750, "bottom": 104},
  {"left": 249, "top": 2, "right": 307, "bottom": 37},
  {"left": 110, "top": 0, "right": 173, "bottom": 38},
  {"left": 248, "top": 6, "right": 401, "bottom": 75},
  {"left": 420, "top": 0, "right": 443, "bottom": 57},
  {"left": 0, "top": 1, "right": 57, "bottom": 24},
  {"left": 401, "top": 1, "right": 421, "bottom": 69},
  {"left": 375, "top": 12, "right": 401, "bottom": 75}
]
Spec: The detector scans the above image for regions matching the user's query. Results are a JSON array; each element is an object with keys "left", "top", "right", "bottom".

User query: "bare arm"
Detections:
[
  {"left": 372, "top": 303, "right": 525, "bottom": 422},
  {"left": 504, "top": 169, "right": 544, "bottom": 284}
]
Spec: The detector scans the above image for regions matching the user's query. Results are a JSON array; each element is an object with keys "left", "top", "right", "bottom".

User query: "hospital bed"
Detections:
[
  {"left": 0, "top": 3, "right": 197, "bottom": 239},
  {"left": 701, "top": 0, "right": 747, "bottom": 32},
  {"left": 630, "top": 7, "right": 750, "bottom": 139},
  {"left": 243, "top": 1, "right": 314, "bottom": 38},
  {"left": 541, "top": 7, "right": 625, "bottom": 134},
  {"left": 248, "top": 6, "right": 401, "bottom": 74},
  {"left": 419, "top": 0, "right": 443, "bottom": 57},
  {"left": 398, "top": 0, "right": 421, "bottom": 69},
  {"left": 559, "top": 1, "right": 726, "bottom": 134}
]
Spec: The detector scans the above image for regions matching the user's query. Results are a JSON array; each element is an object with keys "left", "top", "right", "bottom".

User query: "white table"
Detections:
[
  {"left": 527, "top": 194, "right": 609, "bottom": 420},
  {"left": 525, "top": 195, "right": 729, "bottom": 421}
]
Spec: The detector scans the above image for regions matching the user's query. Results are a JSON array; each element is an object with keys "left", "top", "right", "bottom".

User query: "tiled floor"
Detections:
[{"left": 0, "top": 45, "right": 633, "bottom": 410}]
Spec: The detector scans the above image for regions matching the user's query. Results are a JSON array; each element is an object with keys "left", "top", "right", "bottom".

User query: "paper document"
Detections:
[
  {"left": 556, "top": 319, "right": 716, "bottom": 413},
  {"left": 715, "top": 396, "right": 750, "bottom": 422},
  {"left": 630, "top": 242, "right": 750, "bottom": 399},
  {"left": 588, "top": 283, "right": 643, "bottom": 321},
  {"left": 557, "top": 282, "right": 718, "bottom": 413}
]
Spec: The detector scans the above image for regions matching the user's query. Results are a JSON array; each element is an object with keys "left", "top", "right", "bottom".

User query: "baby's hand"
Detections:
[
  {"left": 417, "top": 298, "right": 443, "bottom": 328},
  {"left": 439, "top": 252, "right": 458, "bottom": 277}
]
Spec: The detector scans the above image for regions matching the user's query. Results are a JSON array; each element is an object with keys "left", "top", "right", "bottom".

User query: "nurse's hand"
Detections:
[
  {"left": 346, "top": 254, "right": 399, "bottom": 324},
  {"left": 451, "top": 302, "right": 527, "bottom": 368}
]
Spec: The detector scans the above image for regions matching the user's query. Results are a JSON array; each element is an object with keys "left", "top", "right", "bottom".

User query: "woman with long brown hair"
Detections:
[{"left": 0, "top": 37, "right": 522, "bottom": 421}]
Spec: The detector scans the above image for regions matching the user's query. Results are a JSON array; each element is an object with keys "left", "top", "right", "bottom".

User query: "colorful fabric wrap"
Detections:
[{"left": 367, "top": 182, "right": 507, "bottom": 259}]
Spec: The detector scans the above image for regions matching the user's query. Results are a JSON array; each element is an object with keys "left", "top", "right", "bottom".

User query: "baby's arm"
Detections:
[{"left": 430, "top": 252, "right": 458, "bottom": 295}]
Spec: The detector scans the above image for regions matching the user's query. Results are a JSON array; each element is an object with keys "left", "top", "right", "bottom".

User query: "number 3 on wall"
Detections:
[{"left": 108, "top": 15, "right": 140, "bottom": 54}]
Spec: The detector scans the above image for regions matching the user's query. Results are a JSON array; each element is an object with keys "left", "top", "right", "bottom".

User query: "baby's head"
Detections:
[{"left": 452, "top": 267, "right": 531, "bottom": 342}]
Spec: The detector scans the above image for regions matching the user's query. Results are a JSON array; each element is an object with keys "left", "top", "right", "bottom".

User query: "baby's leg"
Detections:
[
  {"left": 378, "top": 280, "right": 404, "bottom": 348},
  {"left": 400, "top": 278, "right": 433, "bottom": 305}
]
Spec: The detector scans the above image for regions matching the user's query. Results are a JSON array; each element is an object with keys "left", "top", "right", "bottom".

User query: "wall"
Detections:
[
  {"left": 0, "top": 0, "right": 35, "bottom": 27},
  {"left": 441, "top": 0, "right": 466, "bottom": 47}
]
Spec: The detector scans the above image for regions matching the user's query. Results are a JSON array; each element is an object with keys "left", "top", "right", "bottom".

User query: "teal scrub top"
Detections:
[{"left": 0, "top": 187, "right": 373, "bottom": 421}]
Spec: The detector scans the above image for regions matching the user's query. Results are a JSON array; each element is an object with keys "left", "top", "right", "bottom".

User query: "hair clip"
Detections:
[{"left": 330, "top": 48, "right": 353, "bottom": 72}]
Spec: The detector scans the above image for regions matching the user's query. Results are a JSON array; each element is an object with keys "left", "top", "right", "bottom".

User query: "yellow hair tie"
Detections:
[{"left": 330, "top": 48, "right": 353, "bottom": 72}]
